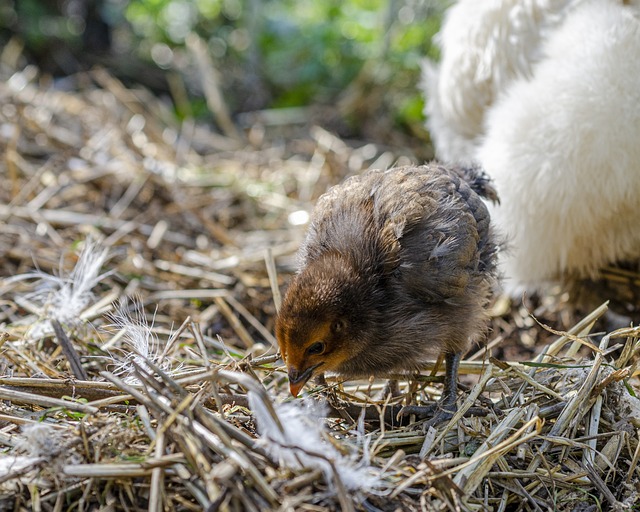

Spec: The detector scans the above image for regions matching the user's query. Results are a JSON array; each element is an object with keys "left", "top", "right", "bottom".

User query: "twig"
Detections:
[
  {"left": 50, "top": 319, "right": 88, "bottom": 380},
  {"left": 0, "top": 386, "right": 98, "bottom": 414}
]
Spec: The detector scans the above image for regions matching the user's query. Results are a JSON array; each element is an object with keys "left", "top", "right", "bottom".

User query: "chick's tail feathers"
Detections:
[{"left": 452, "top": 163, "right": 500, "bottom": 205}]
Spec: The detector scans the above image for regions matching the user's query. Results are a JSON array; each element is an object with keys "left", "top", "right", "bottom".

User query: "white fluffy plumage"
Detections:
[
  {"left": 424, "top": 0, "right": 640, "bottom": 291},
  {"left": 424, "top": 0, "right": 573, "bottom": 163}
]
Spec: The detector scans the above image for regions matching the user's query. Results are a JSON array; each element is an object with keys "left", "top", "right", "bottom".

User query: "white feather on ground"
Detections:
[
  {"left": 247, "top": 391, "right": 381, "bottom": 494},
  {"left": 7, "top": 238, "right": 110, "bottom": 338},
  {"left": 3, "top": 424, "right": 81, "bottom": 481},
  {"left": 105, "top": 297, "right": 176, "bottom": 383},
  {"left": 14, "top": 424, "right": 67, "bottom": 459},
  {"left": 423, "top": 0, "right": 640, "bottom": 292}
]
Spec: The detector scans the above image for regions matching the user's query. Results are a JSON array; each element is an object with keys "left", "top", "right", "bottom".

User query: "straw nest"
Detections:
[{"left": 1, "top": 61, "right": 640, "bottom": 512}]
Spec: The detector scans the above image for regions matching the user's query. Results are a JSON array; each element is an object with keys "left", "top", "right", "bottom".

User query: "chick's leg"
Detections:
[
  {"left": 438, "top": 351, "right": 461, "bottom": 416},
  {"left": 398, "top": 351, "right": 461, "bottom": 426}
]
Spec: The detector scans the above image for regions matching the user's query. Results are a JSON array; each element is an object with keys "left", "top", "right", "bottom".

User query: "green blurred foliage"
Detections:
[
  {"left": 1, "top": 0, "right": 445, "bottom": 135},
  {"left": 129, "top": 0, "right": 444, "bottom": 130}
]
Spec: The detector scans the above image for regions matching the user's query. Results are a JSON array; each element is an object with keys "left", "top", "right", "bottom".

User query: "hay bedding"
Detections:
[{"left": 0, "top": 63, "right": 639, "bottom": 512}]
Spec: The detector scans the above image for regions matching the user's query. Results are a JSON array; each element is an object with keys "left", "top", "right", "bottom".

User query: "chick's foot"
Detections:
[
  {"left": 397, "top": 351, "right": 461, "bottom": 426},
  {"left": 397, "top": 395, "right": 457, "bottom": 427}
]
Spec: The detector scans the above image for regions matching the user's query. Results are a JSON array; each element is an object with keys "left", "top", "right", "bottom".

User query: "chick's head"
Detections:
[{"left": 276, "top": 256, "right": 371, "bottom": 396}]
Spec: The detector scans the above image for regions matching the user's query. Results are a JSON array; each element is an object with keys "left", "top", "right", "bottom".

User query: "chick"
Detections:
[{"left": 276, "top": 164, "right": 498, "bottom": 423}]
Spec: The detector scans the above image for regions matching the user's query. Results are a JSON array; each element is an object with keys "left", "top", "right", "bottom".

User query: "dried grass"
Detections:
[{"left": 1, "top": 62, "right": 640, "bottom": 511}]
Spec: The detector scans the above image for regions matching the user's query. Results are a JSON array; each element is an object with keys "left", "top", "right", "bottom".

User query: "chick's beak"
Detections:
[
  {"left": 287, "top": 364, "right": 321, "bottom": 397},
  {"left": 287, "top": 367, "right": 309, "bottom": 397},
  {"left": 289, "top": 379, "right": 305, "bottom": 398}
]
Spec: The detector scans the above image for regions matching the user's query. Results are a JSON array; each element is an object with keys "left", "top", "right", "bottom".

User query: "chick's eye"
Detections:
[{"left": 306, "top": 341, "right": 325, "bottom": 355}]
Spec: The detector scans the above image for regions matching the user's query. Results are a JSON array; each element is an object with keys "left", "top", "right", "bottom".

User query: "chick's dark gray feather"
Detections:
[{"left": 280, "top": 163, "right": 498, "bottom": 378}]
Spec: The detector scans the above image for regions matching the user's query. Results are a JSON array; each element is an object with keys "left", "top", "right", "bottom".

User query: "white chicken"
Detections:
[{"left": 424, "top": 0, "right": 640, "bottom": 293}]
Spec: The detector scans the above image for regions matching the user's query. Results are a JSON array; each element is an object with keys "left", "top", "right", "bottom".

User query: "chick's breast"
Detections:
[{"left": 282, "top": 164, "right": 498, "bottom": 378}]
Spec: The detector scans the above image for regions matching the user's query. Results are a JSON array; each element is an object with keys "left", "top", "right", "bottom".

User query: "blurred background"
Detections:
[{"left": 0, "top": 0, "right": 446, "bottom": 157}]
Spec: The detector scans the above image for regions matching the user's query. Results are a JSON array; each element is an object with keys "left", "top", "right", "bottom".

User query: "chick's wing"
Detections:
[{"left": 371, "top": 166, "right": 490, "bottom": 303}]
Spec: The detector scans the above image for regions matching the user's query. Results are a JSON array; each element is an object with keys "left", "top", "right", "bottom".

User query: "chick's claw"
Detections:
[
  {"left": 398, "top": 400, "right": 498, "bottom": 428},
  {"left": 397, "top": 400, "right": 457, "bottom": 426}
]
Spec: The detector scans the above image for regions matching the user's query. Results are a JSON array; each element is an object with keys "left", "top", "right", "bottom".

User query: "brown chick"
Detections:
[{"left": 276, "top": 163, "right": 498, "bottom": 423}]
